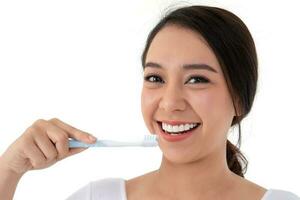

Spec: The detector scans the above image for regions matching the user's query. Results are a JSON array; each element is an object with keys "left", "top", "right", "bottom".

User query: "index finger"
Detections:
[{"left": 48, "top": 118, "right": 97, "bottom": 143}]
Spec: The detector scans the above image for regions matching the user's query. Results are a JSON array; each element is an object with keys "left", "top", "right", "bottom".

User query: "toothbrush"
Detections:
[{"left": 68, "top": 134, "right": 158, "bottom": 148}]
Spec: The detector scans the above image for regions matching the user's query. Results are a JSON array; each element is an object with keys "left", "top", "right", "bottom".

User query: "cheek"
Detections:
[
  {"left": 190, "top": 88, "right": 234, "bottom": 134},
  {"left": 141, "top": 88, "right": 158, "bottom": 133}
]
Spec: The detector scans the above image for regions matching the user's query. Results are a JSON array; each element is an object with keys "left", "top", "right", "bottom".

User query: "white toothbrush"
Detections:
[{"left": 68, "top": 135, "right": 158, "bottom": 148}]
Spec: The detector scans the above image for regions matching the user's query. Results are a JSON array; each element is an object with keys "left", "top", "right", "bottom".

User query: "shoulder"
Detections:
[
  {"left": 262, "top": 189, "right": 300, "bottom": 200},
  {"left": 66, "top": 177, "right": 126, "bottom": 200},
  {"left": 91, "top": 177, "right": 125, "bottom": 190}
]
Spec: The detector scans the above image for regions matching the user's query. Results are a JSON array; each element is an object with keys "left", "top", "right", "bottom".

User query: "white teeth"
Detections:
[
  {"left": 162, "top": 122, "right": 199, "bottom": 133},
  {"left": 184, "top": 124, "right": 189, "bottom": 130}
]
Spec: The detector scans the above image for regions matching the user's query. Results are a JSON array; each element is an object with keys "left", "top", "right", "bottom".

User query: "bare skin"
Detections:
[
  {"left": 0, "top": 24, "right": 267, "bottom": 200},
  {"left": 125, "top": 170, "right": 267, "bottom": 200},
  {"left": 0, "top": 118, "right": 97, "bottom": 200},
  {"left": 129, "top": 24, "right": 268, "bottom": 200}
]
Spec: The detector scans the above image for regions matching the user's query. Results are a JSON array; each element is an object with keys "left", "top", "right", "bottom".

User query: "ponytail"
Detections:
[{"left": 226, "top": 121, "right": 248, "bottom": 177}]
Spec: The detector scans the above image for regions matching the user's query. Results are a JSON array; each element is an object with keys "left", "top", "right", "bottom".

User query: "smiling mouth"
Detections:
[{"left": 156, "top": 121, "right": 201, "bottom": 135}]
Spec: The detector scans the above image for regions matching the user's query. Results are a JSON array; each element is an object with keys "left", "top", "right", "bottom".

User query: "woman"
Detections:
[{"left": 0, "top": 5, "right": 299, "bottom": 200}]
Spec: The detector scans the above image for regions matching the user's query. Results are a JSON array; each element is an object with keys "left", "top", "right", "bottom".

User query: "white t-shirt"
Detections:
[{"left": 66, "top": 178, "right": 300, "bottom": 200}]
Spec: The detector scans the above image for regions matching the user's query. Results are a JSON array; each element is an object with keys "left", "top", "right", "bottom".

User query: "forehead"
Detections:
[{"left": 146, "top": 25, "right": 221, "bottom": 73}]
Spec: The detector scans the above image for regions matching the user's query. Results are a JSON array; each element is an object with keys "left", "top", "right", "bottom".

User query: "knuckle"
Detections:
[
  {"left": 34, "top": 119, "right": 47, "bottom": 127},
  {"left": 49, "top": 117, "right": 60, "bottom": 123},
  {"left": 25, "top": 126, "right": 39, "bottom": 134},
  {"left": 24, "top": 127, "right": 41, "bottom": 139},
  {"left": 25, "top": 126, "right": 43, "bottom": 138}
]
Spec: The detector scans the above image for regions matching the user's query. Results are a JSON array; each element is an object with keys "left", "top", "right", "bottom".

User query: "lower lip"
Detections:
[{"left": 157, "top": 122, "right": 200, "bottom": 142}]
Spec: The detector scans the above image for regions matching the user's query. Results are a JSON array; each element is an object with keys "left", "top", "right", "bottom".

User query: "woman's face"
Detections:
[{"left": 141, "top": 25, "right": 236, "bottom": 164}]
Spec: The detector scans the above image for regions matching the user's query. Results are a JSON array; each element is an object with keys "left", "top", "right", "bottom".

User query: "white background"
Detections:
[{"left": 0, "top": 0, "right": 299, "bottom": 199}]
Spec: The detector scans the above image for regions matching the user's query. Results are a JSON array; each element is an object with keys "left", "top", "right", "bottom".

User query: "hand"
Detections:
[{"left": 0, "top": 118, "right": 97, "bottom": 176}]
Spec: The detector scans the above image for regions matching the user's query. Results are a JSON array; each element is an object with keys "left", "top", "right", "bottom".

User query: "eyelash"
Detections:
[{"left": 143, "top": 74, "right": 210, "bottom": 84}]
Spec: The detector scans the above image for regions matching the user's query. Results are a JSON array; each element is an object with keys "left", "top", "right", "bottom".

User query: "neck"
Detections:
[{"left": 153, "top": 146, "right": 239, "bottom": 199}]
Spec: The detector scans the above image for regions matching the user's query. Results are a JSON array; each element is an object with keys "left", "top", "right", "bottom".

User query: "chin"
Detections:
[{"left": 161, "top": 150, "right": 194, "bottom": 165}]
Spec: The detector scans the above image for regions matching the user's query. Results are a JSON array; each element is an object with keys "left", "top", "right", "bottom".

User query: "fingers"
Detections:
[
  {"left": 48, "top": 118, "right": 97, "bottom": 144},
  {"left": 23, "top": 139, "right": 47, "bottom": 168},
  {"left": 1, "top": 118, "right": 94, "bottom": 174},
  {"left": 33, "top": 129, "right": 58, "bottom": 162},
  {"left": 34, "top": 118, "right": 94, "bottom": 160},
  {"left": 44, "top": 121, "right": 87, "bottom": 159}
]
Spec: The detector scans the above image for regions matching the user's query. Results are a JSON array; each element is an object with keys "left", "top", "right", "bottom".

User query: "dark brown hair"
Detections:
[{"left": 141, "top": 5, "right": 258, "bottom": 177}]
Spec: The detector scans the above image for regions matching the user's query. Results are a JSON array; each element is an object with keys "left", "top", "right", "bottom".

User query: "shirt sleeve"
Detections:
[
  {"left": 263, "top": 189, "right": 300, "bottom": 200},
  {"left": 65, "top": 182, "right": 91, "bottom": 200},
  {"left": 65, "top": 178, "right": 126, "bottom": 200}
]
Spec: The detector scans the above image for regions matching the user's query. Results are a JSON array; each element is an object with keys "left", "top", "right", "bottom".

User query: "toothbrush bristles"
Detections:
[
  {"left": 142, "top": 134, "right": 158, "bottom": 146},
  {"left": 144, "top": 134, "right": 157, "bottom": 140}
]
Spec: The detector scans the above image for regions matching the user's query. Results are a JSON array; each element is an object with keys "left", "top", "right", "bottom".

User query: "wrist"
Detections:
[
  {"left": 0, "top": 156, "right": 24, "bottom": 180},
  {"left": 0, "top": 156, "right": 23, "bottom": 200}
]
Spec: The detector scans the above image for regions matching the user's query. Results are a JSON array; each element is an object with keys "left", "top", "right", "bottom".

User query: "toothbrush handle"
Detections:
[
  {"left": 69, "top": 140, "right": 105, "bottom": 148},
  {"left": 69, "top": 139, "right": 144, "bottom": 148}
]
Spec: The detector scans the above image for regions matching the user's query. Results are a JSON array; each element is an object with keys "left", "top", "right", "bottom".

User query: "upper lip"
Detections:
[{"left": 157, "top": 120, "right": 201, "bottom": 125}]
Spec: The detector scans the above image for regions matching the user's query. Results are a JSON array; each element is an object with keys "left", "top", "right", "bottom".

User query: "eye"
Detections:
[
  {"left": 186, "top": 76, "right": 210, "bottom": 84},
  {"left": 143, "top": 75, "right": 210, "bottom": 84},
  {"left": 144, "top": 75, "right": 164, "bottom": 83}
]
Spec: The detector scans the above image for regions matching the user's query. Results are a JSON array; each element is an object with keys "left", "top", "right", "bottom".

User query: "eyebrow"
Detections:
[{"left": 144, "top": 62, "right": 218, "bottom": 73}]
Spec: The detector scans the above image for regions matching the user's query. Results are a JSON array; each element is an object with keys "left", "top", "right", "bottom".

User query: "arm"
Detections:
[
  {"left": 0, "top": 118, "right": 96, "bottom": 200},
  {"left": 0, "top": 157, "right": 23, "bottom": 200}
]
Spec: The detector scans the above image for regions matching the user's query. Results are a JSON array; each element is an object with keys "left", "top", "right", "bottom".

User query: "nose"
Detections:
[{"left": 158, "top": 84, "right": 186, "bottom": 112}]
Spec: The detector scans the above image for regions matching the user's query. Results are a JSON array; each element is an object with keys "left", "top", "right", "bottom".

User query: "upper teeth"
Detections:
[{"left": 162, "top": 122, "right": 199, "bottom": 133}]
